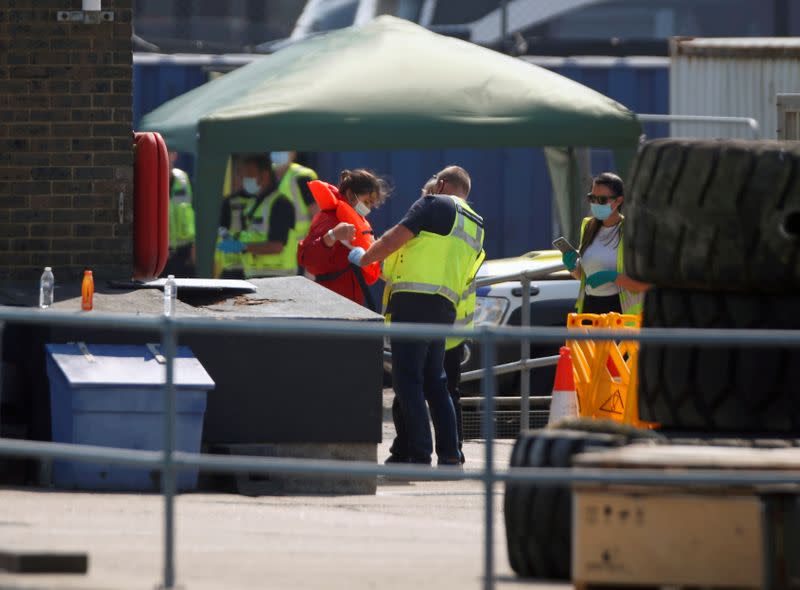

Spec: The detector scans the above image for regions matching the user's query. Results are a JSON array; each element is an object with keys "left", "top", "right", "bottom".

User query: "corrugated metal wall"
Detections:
[
  {"left": 671, "top": 39, "right": 800, "bottom": 140},
  {"left": 133, "top": 55, "right": 669, "bottom": 258}
]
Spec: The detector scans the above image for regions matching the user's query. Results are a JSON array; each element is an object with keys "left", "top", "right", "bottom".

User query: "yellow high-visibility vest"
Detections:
[
  {"left": 239, "top": 191, "right": 298, "bottom": 278},
  {"left": 169, "top": 168, "right": 195, "bottom": 249},
  {"left": 277, "top": 163, "right": 317, "bottom": 241},
  {"left": 576, "top": 215, "right": 643, "bottom": 315},
  {"left": 383, "top": 195, "right": 485, "bottom": 329}
]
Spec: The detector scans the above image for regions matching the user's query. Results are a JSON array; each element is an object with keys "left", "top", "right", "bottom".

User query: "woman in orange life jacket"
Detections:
[
  {"left": 562, "top": 172, "right": 650, "bottom": 315},
  {"left": 297, "top": 169, "right": 389, "bottom": 306}
]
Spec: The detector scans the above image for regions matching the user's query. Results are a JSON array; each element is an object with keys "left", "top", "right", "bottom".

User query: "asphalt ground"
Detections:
[{"left": 0, "top": 391, "right": 568, "bottom": 590}]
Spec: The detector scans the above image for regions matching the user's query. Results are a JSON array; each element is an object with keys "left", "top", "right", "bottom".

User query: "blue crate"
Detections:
[{"left": 45, "top": 343, "right": 214, "bottom": 492}]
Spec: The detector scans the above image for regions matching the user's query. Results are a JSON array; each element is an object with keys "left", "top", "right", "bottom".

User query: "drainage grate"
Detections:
[{"left": 462, "top": 409, "right": 551, "bottom": 440}]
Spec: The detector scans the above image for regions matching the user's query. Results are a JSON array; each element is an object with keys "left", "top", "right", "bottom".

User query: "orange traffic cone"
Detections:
[{"left": 547, "top": 346, "right": 580, "bottom": 425}]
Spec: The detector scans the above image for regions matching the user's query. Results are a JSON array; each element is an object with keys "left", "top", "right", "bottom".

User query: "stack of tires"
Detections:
[
  {"left": 626, "top": 139, "right": 800, "bottom": 433},
  {"left": 504, "top": 139, "right": 800, "bottom": 581}
]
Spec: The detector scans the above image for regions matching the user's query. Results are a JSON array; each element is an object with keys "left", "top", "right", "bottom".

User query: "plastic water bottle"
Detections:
[
  {"left": 164, "top": 275, "right": 176, "bottom": 316},
  {"left": 39, "top": 267, "right": 54, "bottom": 309}
]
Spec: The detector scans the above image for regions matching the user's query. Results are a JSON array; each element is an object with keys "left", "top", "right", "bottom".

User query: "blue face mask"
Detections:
[
  {"left": 242, "top": 177, "right": 260, "bottom": 195},
  {"left": 271, "top": 152, "right": 291, "bottom": 166},
  {"left": 355, "top": 201, "right": 371, "bottom": 217},
  {"left": 591, "top": 203, "right": 613, "bottom": 221}
]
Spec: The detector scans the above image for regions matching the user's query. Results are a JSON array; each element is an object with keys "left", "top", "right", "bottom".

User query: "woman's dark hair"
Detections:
[
  {"left": 338, "top": 169, "right": 391, "bottom": 207},
  {"left": 579, "top": 172, "right": 625, "bottom": 255},
  {"left": 593, "top": 172, "right": 624, "bottom": 199}
]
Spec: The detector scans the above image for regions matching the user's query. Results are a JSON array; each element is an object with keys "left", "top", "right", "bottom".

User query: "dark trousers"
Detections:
[
  {"left": 163, "top": 244, "right": 195, "bottom": 278},
  {"left": 582, "top": 293, "right": 622, "bottom": 314},
  {"left": 390, "top": 341, "right": 464, "bottom": 463},
  {"left": 388, "top": 337, "right": 460, "bottom": 464},
  {"left": 219, "top": 269, "right": 246, "bottom": 280}
]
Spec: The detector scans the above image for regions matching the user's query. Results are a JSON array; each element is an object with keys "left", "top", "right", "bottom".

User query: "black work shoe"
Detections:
[
  {"left": 384, "top": 454, "right": 409, "bottom": 465},
  {"left": 437, "top": 458, "right": 463, "bottom": 467}
]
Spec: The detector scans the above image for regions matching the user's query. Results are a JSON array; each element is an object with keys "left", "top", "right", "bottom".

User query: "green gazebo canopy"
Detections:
[{"left": 142, "top": 16, "right": 641, "bottom": 276}]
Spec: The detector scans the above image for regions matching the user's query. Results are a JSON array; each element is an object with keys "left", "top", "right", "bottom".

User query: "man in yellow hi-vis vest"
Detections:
[
  {"left": 216, "top": 154, "right": 298, "bottom": 278},
  {"left": 387, "top": 178, "right": 485, "bottom": 464},
  {"left": 350, "top": 166, "right": 485, "bottom": 466}
]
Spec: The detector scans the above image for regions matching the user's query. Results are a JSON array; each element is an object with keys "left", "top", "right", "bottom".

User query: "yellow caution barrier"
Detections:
[{"left": 566, "top": 312, "right": 656, "bottom": 429}]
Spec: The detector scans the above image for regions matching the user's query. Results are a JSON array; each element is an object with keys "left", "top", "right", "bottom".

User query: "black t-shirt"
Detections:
[
  {"left": 388, "top": 195, "right": 461, "bottom": 325},
  {"left": 267, "top": 197, "right": 295, "bottom": 244},
  {"left": 296, "top": 175, "right": 316, "bottom": 207},
  {"left": 218, "top": 191, "right": 253, "bottom": 231},
  {"left": 399, "top": 194, "right": 457, "bottom": 236}
]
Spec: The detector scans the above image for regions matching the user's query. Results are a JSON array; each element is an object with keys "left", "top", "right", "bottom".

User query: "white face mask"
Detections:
[
  {"left": 242, "top": 177, "right": 260, "bottom": 195},
  {"left": 271, "top": 152, "right": 291, "bottom": 166},
  {"left": 355, "top": 200, "right": 371, "bottom": 217}
]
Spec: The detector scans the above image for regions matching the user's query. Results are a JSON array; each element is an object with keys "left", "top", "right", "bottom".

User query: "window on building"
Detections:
[
  {"left": 523, "top": 0, "right": 775, "bottom": 40},
  {"left": 308, "top": 0, "right": 359, "bottom": 34}
]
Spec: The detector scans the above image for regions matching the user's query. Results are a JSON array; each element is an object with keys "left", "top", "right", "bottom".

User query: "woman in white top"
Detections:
[{"left": 562, "top": 172, "right": 650, "bottom": 315}]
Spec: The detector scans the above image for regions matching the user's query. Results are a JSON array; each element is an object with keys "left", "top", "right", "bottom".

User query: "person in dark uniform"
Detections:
[
  {"left": 349, "top": 166, "right": 485, "bottom": 466},
  {"left": 389, "top": 177, "right": 481, "bottom": 463}
]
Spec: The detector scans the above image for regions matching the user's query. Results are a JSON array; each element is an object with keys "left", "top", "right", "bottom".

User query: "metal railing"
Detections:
[
  {"left": 638, "top": 113, "right": 761, "bottom": 139},
  {"left": 473, "top": 261, "right": 565, "bottom": 433},
  {"left": 384, "top": 261, "right": 566, "bottom": 433},
  {"left": 1, "top": 308, "right": 800, "bottom": 590}
]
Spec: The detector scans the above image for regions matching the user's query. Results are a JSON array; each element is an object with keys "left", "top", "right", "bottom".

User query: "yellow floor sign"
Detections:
[
  {"left": 599, "top": 388, "right": 625, "bottom": 416},
  {"left": 567, "top": 313, "right": 657, "bottom": 429}
]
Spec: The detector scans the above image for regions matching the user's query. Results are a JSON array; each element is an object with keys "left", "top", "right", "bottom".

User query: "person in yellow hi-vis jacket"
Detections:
[
  {"left": 215, "top": 154, "right": 298, "bottom": 279},
  {"left": 562, "top": 172, "right": 650, "bottom": 315},
  {"left": 384, "top": 177, "right": 485, "bottom": 463},
  {"left": 163, "top": 151, "right": 196, "bottom": 277},
  {"left": 351, "top": 166, "right": 485, "bottom": 466}
]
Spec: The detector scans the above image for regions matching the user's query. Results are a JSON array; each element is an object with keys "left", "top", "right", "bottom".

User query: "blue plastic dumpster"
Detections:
[{"left": 45, "top": 343, "right": 214, "bottom": 492}]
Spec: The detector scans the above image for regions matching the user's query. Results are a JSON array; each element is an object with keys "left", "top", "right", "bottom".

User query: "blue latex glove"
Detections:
[
  {"left": 217, "top": 239, "right": 246, "bottom": 254},
  {"left": 348, "top": 247, "right": 366, "bottom": 266},
  {"left": 562, "top": 250, "right": 578, "bottom": 271},
  {"left": 586, "top": 270, "right": 618, "bottom": 289}
]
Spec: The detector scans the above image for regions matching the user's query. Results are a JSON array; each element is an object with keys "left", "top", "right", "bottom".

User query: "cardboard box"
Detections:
[{"left": 573, "top": 489, "right": 765, "bottom": 588}]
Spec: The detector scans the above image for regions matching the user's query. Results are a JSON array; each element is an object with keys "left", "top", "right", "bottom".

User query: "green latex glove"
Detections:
[
  {"left": 586, "top": 270, "right": 618, "bottom": 289},
  {"left": 562, "top": 250, "right": 578, "bottom": 271}
]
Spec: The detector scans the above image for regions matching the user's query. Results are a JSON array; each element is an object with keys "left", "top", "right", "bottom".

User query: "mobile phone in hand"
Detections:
[{"left": 552, "top": 236, "right": 577, "bottom": 255}]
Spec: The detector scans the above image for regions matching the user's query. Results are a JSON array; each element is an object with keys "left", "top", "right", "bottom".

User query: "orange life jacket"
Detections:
[{"left": 307, "top": 180, "right": 380, "bottom": 284}]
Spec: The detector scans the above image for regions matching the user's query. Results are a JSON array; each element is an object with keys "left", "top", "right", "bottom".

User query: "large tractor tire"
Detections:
[
  {"left": 639, "top": 288, "right": 800, "bottom": 433},
  {"left": 504, "top": 426, "right": 634, "bottom": 579},
  {"left": 624, "top": 139, "right": 800, "bottom": 292}
]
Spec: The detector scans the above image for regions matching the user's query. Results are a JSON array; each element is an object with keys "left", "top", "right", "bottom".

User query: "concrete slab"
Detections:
[
  {"left": 200, "top": 276, "right": 382, "bottom": 320},
  {"left": 211, "top": 442, "right": 378, "bottom": 495},
  {"left": 2, "top": 275, "right": 381, "bottom": 321},
  {"left": 48, "top": 286, "right": 207, "bottom": 317},
  {"left": 0, "top": 393, "right": 567, "bottom": 590}
]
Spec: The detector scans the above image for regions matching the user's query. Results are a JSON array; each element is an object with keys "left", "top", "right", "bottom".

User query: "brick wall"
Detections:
[{"left": 0, "top": 0, "right": 133, "bottom": 282}]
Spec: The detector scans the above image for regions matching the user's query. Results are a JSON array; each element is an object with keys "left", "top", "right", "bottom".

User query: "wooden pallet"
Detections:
[{"left": 572, "top": 445, "right": 800, "bottom": 590}]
